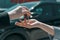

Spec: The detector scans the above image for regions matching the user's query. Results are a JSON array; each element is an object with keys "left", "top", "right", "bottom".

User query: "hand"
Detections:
[
  {"left": 15, "top": 19, "right": 54, "bottom": 36},
  {"left": 15, "top": 19, "right": 40, "bottom": 28},
  {"left": 8, "top": 6, "right": 31, "bottom": 20}
]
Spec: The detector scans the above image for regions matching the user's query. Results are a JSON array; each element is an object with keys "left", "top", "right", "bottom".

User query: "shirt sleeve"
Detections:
[
  {"left": 53, "top": 27, "right": 60, "bottom": 40},
  {"left": 0, "top": 12, "right": 10, "bottom": 28}
]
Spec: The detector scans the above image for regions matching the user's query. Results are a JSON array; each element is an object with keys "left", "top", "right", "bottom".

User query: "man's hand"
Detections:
[
  {"left": 15, "top": 19, "right": 54, "bottom": 36},
  {"left": 8, "top": 6, "right": 31, "bottom": 20}
]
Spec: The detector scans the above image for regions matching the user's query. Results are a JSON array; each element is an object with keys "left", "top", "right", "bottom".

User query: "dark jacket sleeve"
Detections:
[{"left": 0, "top": 12, "right": 10, "bottom": 28}]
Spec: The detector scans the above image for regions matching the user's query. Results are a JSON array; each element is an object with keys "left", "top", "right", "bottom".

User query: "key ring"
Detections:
[{"left": 19, "top": 12, "right": 30, "bottom": 27}]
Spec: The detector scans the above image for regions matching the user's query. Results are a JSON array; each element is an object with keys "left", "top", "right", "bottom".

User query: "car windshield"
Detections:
[{"left": 20, "top": 1, "right": 40, "bottom": 9}]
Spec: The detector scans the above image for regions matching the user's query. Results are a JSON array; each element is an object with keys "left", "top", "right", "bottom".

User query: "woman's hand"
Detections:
[
  {"left": 15, "top": 19, "right": 40, "bottom": 28},
  {"left": 8, "top": 6, "right": 31, "bottom": 20},
  {"left": 15, "top": 19, "right": 54, "bottom": 36}
]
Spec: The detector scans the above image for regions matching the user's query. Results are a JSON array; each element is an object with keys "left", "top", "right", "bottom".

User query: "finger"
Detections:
[
  {"left": 27, "top": 19, "right": 37, "bottom": 24},
  {"left": 19, "top": 19, "right": 36, "bottom": 23},
  {"left": 27, "top": 12, "right": 31, "bottom": 16},
  {"left": 22, "top": 6, "right": 29, "bottom": 10},
  {"left": 23, "top": 10, "right": 31, "bottom": 16},
  {"left": 29, "top": 21, "right": 39, "bottom": 25},
  {"left": 29, "top": 19, "right": 37, "bottom": 21},
  {"left": 15, "top": 22, "right": 31, "bottom": 28},
  {"left": 27, "top": 20, "right": 35, "bottom": 25}
]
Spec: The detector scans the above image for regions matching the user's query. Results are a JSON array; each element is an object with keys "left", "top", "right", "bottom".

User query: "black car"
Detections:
[{"left": 30, "top": 2, "right": 60, "bottom": 26}]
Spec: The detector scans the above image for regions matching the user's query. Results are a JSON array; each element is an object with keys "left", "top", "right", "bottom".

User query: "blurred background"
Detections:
[{"left": 0, "top": 0, "right": 57, "bottom": 8}]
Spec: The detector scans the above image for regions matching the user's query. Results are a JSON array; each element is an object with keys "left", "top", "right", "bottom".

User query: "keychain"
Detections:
[
  {"left": 18, "top": 7, "right": 32, "bottom": 27},
  {"left": 20, "top": 11, "right": 31, "bottom": 27}
]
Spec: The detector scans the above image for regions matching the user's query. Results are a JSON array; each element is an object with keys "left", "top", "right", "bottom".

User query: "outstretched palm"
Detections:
[{"left": 15, "top": 19, "right": 40, "bottom": 28}]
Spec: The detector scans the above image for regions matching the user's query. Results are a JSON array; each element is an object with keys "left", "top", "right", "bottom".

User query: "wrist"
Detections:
[{"left": 38, "top": 22, "right": 54, "bottom": 36}]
